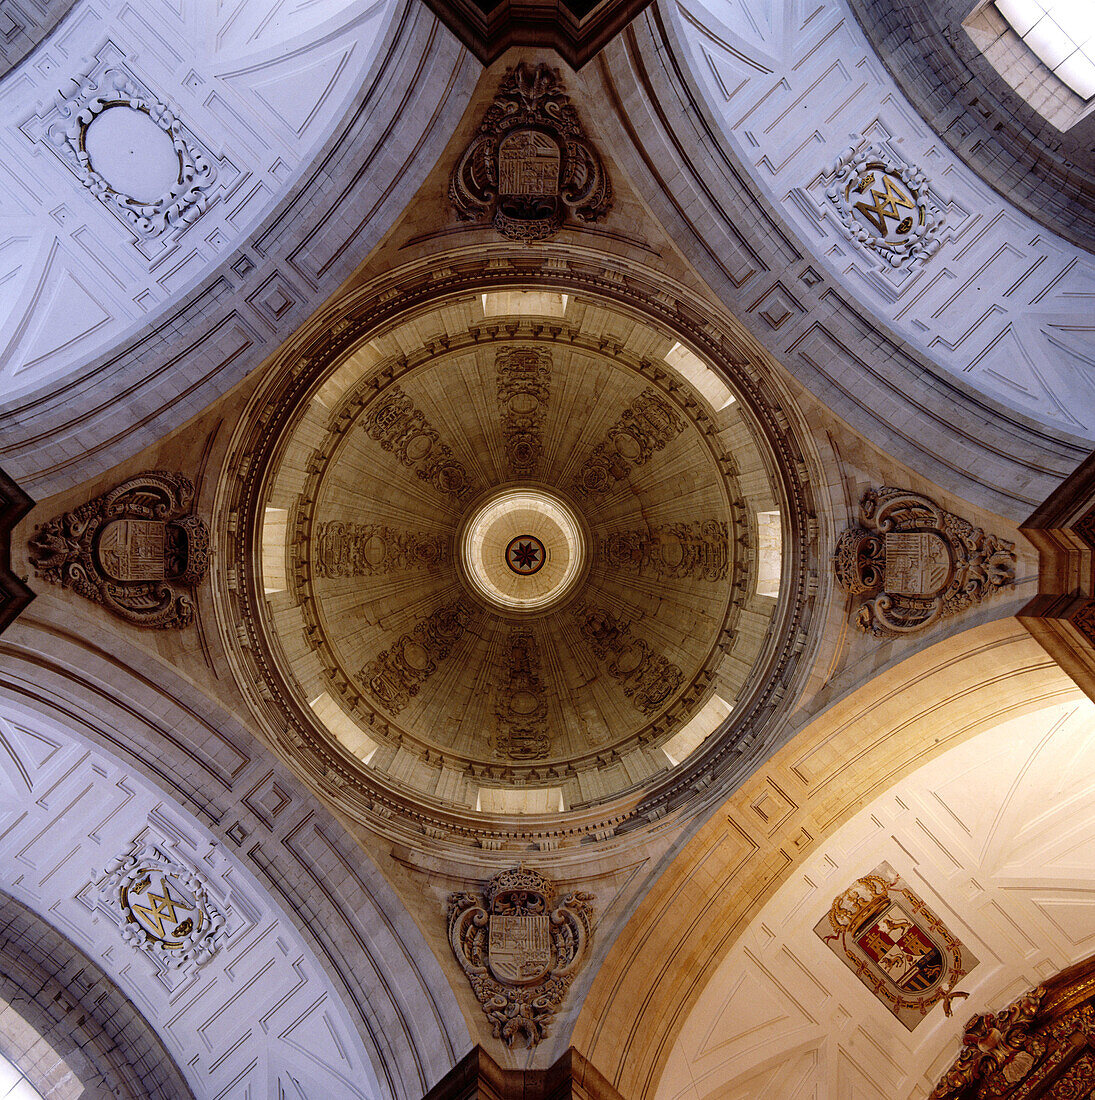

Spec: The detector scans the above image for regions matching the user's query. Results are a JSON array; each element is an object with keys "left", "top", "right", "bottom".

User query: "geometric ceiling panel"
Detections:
[{"left": 656, "top": 698, "right": 1095, "bottom": 1100}]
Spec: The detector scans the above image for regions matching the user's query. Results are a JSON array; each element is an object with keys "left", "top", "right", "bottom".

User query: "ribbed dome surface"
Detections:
[{"left": 236, "top": 290, "right": 787, "bottom": 814}]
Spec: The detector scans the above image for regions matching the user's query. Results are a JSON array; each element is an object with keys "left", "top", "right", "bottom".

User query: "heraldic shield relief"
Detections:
[
  {"left": 815, "top": 863, "right": 978, "bottom": 1030},
  {"left": 834, "top": 486, "right": 1016, "bottom": 636},
  {"left": 449, "top": 63, "right": 611, "bottom": 241},
  {"left": 448, "top": 866, "right": 593, "bottom": 1047},
  {"left": 27, "top": 470, "right": 208, "bottom": 628}
]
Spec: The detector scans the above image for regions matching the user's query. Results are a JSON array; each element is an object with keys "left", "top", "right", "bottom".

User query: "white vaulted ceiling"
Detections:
[
  {"left": 0, "top": 699, "right": 388, "bottom": 1099},
  {"left": 656, "top": 696, "right": 1095, "bottom": 1100},
  {"left": 672, "top": 0, "right": 1095, "bottom": 437},
  {"left": 0, "top": 0, "right": 396, "bottom": 401}
]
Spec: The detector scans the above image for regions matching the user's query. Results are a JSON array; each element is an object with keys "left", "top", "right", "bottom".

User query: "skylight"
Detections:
[
  {"left": 0, "top": 1050, "right": 46, "bottom": 1100},
  {"left": 997, "top": 0, "right": 1095, "bottom": 98}
]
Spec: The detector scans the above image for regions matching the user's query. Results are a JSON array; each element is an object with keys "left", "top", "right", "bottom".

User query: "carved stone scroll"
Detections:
[
  {"left": 448, "top": 867, "right": 593, "bottom": 1048},
  {"left": 497, "top": 347, "right": 551, "bottom": 476},
  {"left": 599, "top": 520, "right": 729, "bottom": 580},
  {"left": 362, "top": 387, "right": 474, "bottom": 501},
  {"left": 573, "top": 389, "right": 684, "bottom": 499},
  {"left": 495, "top": 630, "right": 550, "bottom": 760},
  {"left": 314, "top": 522, "right": 448, "bottom": 577},
  {"left": 359, "top": 600, "right": 474, "bottom": 714},
  {"left": 834, "top": 487, "right": 1016, "bottom": 636},
  {"left": 450, "top": 63, "right": 612, "bottom": 241},
  {"left": 27, "top": 471, "right": 208, "bottom": 629},
  {"left": 572, "top": 604, "right": 683, "bottom": 716}
]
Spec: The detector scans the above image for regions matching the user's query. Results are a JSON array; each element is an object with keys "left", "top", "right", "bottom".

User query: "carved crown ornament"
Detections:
[
  {"left": 102, "top": 845, "right": 226, "bottom": 969},
  {"left": 449, "top": 867, "right": 593, "bottom": 1048},
  {"left": 28, "top": 471, "right": 208, "bottom": 629},
  {"left": 815, "top": 863, "right": 977, "bottom": 1030},
  {"left": 834, "top": 487, "right": 1016, "bottom": 636},
  {"left": 450, "top": 63, "right": 612, "bottom": 241},
  {"left": 825, "top": 142, "right": 944, "bottom": 269}
]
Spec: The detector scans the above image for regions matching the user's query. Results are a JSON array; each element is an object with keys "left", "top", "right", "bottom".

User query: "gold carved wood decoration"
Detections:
[
  {"left": 931, "top": 955, "right": 1095, "bottom": 1099},
  {"left": 27, "top": 471, "right": 208, "bottom": 629},
  {"left": 835, "top": 487, "right": 1016, "bottom": 636},
  {"left": 450, "top": 64, "right": 612, "bottom": 242}
]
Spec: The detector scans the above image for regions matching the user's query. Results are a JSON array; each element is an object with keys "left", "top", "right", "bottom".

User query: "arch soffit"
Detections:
[
  {"left": 572, "top": 616, "right": 1082, "bottom": 1099},
  {"left": 0, "top": 887, "right": 194, "bottom": 1100},
  {"left": 0, "top": 610, "right": 473, "bottom": 1100},
  {"left": 584, "top": 13, "right": 1089, "bottom": 520},
  {"left": 0, "top": 1, "right": 480, "bottom": 502}
]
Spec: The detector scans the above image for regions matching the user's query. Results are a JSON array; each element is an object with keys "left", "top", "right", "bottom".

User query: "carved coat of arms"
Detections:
[
  {"left": 28, "top": 471, "right": 208, "bottom": 628},
  {"left": 815, "top": 863, "right": 977, "bottom": 1030},
  {"left": 103, "top": 845, "right": 226, "bottom": 968},
  {"left": 826, "top": 142, "right": 944, "bottom": 268},
  {"left": 450, "top": 63, "right": 611, "bottom": 241},
  {"left": 448, "top": 867, "right": 593, "bottom": 1047},
  {"left": 835, "top": 487, "right": 1016, "bottom": 636}
]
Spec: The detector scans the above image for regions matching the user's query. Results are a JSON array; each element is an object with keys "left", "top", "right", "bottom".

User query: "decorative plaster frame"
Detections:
[
  {"left": 825, "top": 141, "right": 944, "bottom": 269},
  {"left": 102, "top": 844, "right": 226, "bottom": 968},
  {"left": 44, "top": 66, "right": 216, "bottom": 237}
]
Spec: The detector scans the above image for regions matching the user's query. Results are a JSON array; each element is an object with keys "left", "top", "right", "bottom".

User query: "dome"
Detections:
[{"left": 214, "top": 278, "right": 813, "bottom": 839}]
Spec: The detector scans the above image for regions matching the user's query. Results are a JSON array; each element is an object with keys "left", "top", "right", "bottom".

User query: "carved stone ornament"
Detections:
[
  {"left": 314, "top": 521, "right": 449, "bottom": 576},
  {"left": 27, "top": 471, "right": 209, "bottom": 628},
  {"left": 450, "top": 63, "right": 612, "bottom": 241},
  {"left": 103, "top": 845, "right": 226, "bottom": 969},
  {"left": 834, "top": 487, "right": 1016, "bottom": 636},
  {"left": 43, "top": 66, "right": 216, "bottom": 237},
  {"left": 448, "top": 867, "right": 593, "bottom": 1048},
  {"left": 599, "top": 520, "right": 730, "bottom": 581},
  {"left": 826, "top": 142, "right": 944, "bottom": 268},
  {"left": 497, "top": 346, "right": 552, "bottom": 475},
  {"left": 573, "top": 603, "right": 684, "bottom": 716},
  {"left": 573, "top": 388, "right": 684, "bottom": 499},
  {"left": 495, "top": 630, "right": 550, "bottom": 760},
  {"left": 359, "top": 600, "right": 475, "bottom": 714},
  {"left": 814, "top": 862, "right": 977, "bottom": 1030}
]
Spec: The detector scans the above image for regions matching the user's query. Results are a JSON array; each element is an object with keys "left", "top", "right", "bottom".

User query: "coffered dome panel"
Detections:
[{"left": 214, "top": 274, "right": 818, "bottom": 845}]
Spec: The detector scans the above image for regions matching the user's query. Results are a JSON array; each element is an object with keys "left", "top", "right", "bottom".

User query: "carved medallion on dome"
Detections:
[
  {"left": 573, "top": 388, "right": 684, "bottom": 498},
  {"left": 450, "top": 64, "right": 612, "bottom": 241},
  {"left": 448, "top": 867, "right": 593, "bottom": 1047},
  {"left": 826, "top": 143, "right": 943, "bottom": 268},
  {"left": 28, "top": 471, "right": 208, "bottom": 628},
  {"left": 573, "top": 604, "right": 684, "bottom": 716},
  {"left": 495, "top": 630, "right": 550, "bottom": 760},
  {"left": 37, "top": 64, "right": 216, "bottom": 237},
  {"left": 103, "top": 845, "right": 225, "bottom": 968},
  {"left": 497, "top": 346, "right": 552, "bottom": 475},
  {"left": 834, "top": 487, "right": 1016, "bottom": 636},
  {"left": 314, "top": 521, "right": 449, "bottom": 576},
  {"left": 600, "top": 520, "right": 730, "bottom": 580},
  {"left": 815, "top": 862, "right": 976, "bottom": 1030}
]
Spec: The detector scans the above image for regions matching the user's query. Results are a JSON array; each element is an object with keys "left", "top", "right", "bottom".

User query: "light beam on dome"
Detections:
[{"left": 997, "top": 0, "right": 1095, "bottom": 97}]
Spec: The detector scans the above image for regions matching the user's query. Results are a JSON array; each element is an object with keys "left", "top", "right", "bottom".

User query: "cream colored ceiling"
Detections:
[
  {"left": 234, "top": 289, "right": 784, "bottom": 811},
  {"left": 655, "top": 694, "right": 1095, "bottom": 1100}
]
